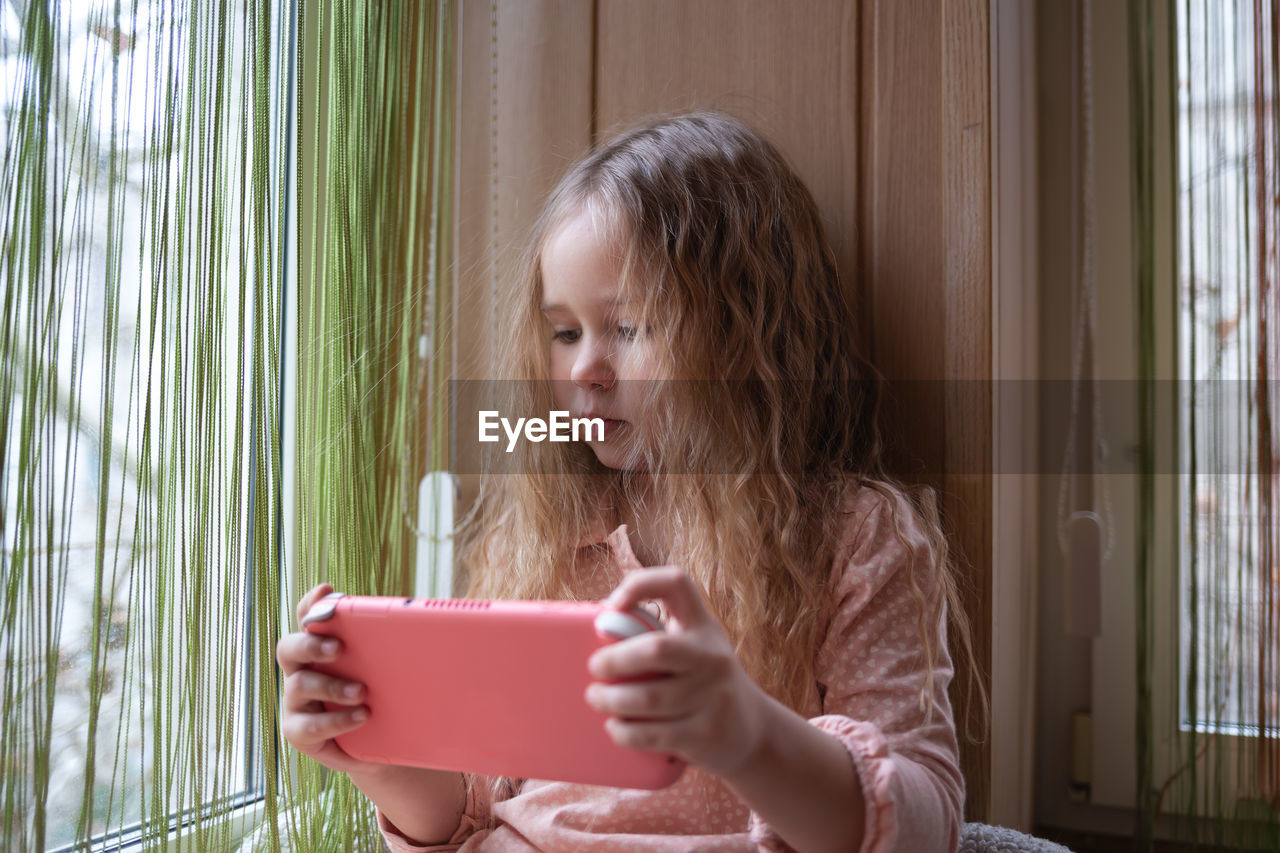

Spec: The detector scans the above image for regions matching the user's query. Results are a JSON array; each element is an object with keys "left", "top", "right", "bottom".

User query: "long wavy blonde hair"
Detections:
[{"left": 456, "top": 111, "right": 980, "bottom": 804}]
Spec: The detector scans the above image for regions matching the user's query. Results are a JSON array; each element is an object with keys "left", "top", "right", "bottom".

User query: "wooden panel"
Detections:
[
  {"left": 453, "top": 0, "right": 593, "bottom": 514},
  {"left": 597, "top": 0, "right": 992, "bottom": 819},
  {"left": 861, "top": 0, "right": 991, "bottom": 820},
  {"left": 455, "top": 0, "right": 594, "bottom": 382},
  {"left": 943, "top": 0, "right": 994, "bottom": 822},
  {"left": 595, "top": 0, "right": 861, "bottom": 336},
  {"left": 860, "top": 0, "right": 946, "bottom": 483}
]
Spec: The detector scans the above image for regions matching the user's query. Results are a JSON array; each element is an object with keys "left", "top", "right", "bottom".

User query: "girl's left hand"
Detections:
[{"left": 585, "top": 566, "right": 776, "bottom": 780}]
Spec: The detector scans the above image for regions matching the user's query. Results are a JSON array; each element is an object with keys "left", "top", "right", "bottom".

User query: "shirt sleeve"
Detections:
[
  {"left": 747, "top": 487, "right": 965, "bottom": 853},
  {"left": 375, "top": 776, "right": 495, "bottom": 853}
]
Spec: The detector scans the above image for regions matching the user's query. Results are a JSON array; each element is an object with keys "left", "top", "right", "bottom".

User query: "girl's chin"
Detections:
[
  {"left": 589, "top": 444, "right": 649, "bottom": 473},
  {"left": 584, "top": 424, "right": 662, "bottom": 472},
  {"left": 592, "top": 453, "right": 644, "bottom": 472}
]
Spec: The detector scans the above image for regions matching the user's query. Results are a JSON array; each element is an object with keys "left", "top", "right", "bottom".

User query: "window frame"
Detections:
[{"left": 990, "top": 0, "right": 1041, "bottom": 832}]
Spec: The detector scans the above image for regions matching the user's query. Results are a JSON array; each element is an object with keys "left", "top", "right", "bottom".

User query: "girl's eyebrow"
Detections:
[{"left": 539, "top": 297, "right": 633, "bottom": 313}]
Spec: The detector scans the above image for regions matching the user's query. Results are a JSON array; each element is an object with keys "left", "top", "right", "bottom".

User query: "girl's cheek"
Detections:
[
  {"left": 548, "top": 349, "right": 567, "bottom": 380},
  {"left": 620, "top": 343, "right": 661, "bottom": 381},
  {"left": 549, "top": 376, "right": 574, "bottom": 409}
]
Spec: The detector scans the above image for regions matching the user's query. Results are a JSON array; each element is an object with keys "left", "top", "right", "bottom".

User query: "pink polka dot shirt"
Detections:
[{"left": 376, "top": 484, "right": 964, "bottom": 852}]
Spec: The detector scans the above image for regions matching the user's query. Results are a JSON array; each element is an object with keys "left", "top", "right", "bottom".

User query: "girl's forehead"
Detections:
[
  {"left": 543, "top": 207, "right": 619, "bottom": 256},
  {"left": 539, "top": 215, "right": 625, "bottom": 307},
  {"left": 545, "top": 193, "right": 635, "bottom": 255},
  {"left": 538, "top": 204, "right": 657, "bottom": 313}
]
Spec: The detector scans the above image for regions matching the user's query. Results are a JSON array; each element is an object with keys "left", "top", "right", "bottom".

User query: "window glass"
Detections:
[{"left": 1176, "top": 0, "right": 1277, "bottom": 736}]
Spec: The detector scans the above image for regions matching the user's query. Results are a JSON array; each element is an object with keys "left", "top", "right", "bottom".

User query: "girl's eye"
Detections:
[
  {"left": 617, "top": 325, "right": 640, "bottom": 341},
  {"left": 552, "top": 329, "right": 581, "bottom": 344}
]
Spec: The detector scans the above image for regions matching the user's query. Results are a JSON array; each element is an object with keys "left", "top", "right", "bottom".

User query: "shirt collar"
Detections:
[{"left": 574, "top": 513, "right": 645, "bottom": 573}]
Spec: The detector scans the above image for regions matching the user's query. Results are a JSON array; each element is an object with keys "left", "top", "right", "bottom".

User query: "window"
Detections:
[
  {"left": 1093, "top": 0, "right": 1280, "bottom": 823},
  {"left": 1176, "top": 0, "right": 1278, "bottom": 740},
  {"left": 0, "top": 1, "right": 292, "bottom": 848}
]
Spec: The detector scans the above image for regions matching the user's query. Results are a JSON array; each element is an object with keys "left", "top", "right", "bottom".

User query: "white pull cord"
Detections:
[{"left": 1057, "top": 0, "right": 1115, "bottom": 638}]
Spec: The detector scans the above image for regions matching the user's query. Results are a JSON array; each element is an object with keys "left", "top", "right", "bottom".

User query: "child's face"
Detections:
[{"left": 540, "top": 213, "right": 659, "bottom": 471}]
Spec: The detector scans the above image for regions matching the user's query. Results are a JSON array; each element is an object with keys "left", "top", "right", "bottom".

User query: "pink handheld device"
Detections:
[{"left": 301, "top": 593, "right": 685, "bottom": 790}]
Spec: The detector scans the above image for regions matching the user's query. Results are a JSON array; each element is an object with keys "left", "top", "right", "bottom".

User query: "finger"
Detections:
[
  {"left": 275, "top": 631, "right": 343, "bottom": 676},
  {"left": 588, "top": 631, "right": 711, "bottom": 681},
  {"left": 584, "top": 673, "right": 702, "bottom": 719},
  {"left": 602, "top": 715, "right": 698, "bottom": 755},
  {"left": 284, "top": 669, "right": 366, "bottom": 712},
  {"left": 296, "top": 583, "right": 335, "bottom": 626},
  {"left": 281, "top": 704, "right": 369, "bottom": 748},
  {"left": 301, "top": 739, "right": 368, "bottom": 775},
  {"left": 606, "top": 567, "right": 711, "bottom": 630}
]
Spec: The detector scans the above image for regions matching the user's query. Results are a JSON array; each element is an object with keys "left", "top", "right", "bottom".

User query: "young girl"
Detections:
[{"left": 276, "top": 111, "right": 974, "bottom": 852}]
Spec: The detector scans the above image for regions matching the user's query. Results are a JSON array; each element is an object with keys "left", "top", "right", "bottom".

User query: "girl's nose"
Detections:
[{"left": 571, "top": 339, "right": 615, "bottom": 391}]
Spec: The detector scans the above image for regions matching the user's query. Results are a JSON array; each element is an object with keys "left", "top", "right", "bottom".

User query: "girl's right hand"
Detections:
[
  {"left": 276, "top": 584, "right": 469, "bottom": 845},
  {"left": 276, "top": 582, "right": 379, "bottom": 776}
]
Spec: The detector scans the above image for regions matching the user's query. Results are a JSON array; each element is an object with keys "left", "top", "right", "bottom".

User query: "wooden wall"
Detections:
[{"left": 452, "top": 0, "right": 992, "bottom": 820}]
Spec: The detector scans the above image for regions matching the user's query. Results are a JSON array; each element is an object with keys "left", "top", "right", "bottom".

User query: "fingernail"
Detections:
[
  {"left": 344, "top": 683, "right": 361, "bottom": 698},
  {"left": 352, "top": 708, "right": 367, "bottom": 723},
  {"left": 322, "top": 640, "right": 339, "bottom": 656}
]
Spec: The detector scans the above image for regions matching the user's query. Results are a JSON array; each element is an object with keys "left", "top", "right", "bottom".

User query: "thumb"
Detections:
[{"left": 606, "top": 567, "right": 710, "bottom": 631}]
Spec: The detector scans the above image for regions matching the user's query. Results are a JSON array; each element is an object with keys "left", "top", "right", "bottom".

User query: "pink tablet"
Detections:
[{"left": 302, "top": 594, "right": 686, "bottom": 790}]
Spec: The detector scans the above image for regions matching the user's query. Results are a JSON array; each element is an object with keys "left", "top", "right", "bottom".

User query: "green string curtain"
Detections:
[
  {"left": 1132, "top": 0, "right": 1280, "bottom": 848},
  {"left": 283, "top": 0, "right": 455, "bottom": 848},
  {"left": 0, "top": 0, "right": 289, "bottom": 849},
  {"left": 0, "top": 0, "right": 455, "bottom": 849}
]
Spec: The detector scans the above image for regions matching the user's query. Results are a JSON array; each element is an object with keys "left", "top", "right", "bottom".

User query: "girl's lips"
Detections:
[
  {"left": 583, "top": 416, "right": 626, "bottom": 440},
  {"left": 598, "top": 418, "right": 625, "bottom": 439}
]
